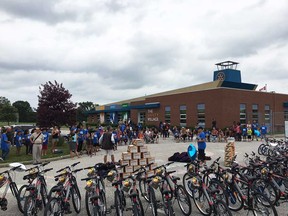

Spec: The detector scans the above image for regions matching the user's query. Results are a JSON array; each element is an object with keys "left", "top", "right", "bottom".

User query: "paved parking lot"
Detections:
[{"left": 0, "top": 136, "right": 286, "bottom": 215}]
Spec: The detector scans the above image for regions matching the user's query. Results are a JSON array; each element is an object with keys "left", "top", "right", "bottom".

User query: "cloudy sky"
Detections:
[{"left": 0, "top": 0, "right": 287, "bottom": 108}]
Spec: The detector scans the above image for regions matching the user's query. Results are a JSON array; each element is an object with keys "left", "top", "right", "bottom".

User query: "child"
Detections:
[
  {"left": 247, "top": 128, "right": 252, "bottom": 142},
  {"left": 15, "top": 130, "right": 23, "bottom": 155},
  {"left": 42, "top": 128, "right": 49, "bottom": 156}
]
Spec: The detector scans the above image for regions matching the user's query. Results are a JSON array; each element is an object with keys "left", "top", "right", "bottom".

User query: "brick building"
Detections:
[{"left": 87, "top": 61, "right": 288, "bottom": 133}]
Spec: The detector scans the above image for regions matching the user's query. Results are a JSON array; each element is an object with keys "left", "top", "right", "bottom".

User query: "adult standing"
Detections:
[
  {"left": 197, "top": 127, "right": 207, "bottom": 162},
  {"left": 260, "top": 123, "right": 267, "bottom": 141},
  {"left": 68, "top": 129, "right": 80, "bottom": 159},
  {"left": 99, "top": 126, "right": 115, "bottom": 163},
  {"left": 30, "top": 127, "right": 43, "bottom": 164},
  {"left": 1, "top": 128, "right": 11, "bottom": 160},
  {"left": 51, "top": 126, "right": 60, "bottom": 153},
  {"left": 252, "top": 120, "right": 259, "bottom": 141}
]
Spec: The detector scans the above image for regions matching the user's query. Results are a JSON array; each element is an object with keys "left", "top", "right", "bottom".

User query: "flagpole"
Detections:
[{"left": 265, "top": 84, "right": 267, "bottom": 92}]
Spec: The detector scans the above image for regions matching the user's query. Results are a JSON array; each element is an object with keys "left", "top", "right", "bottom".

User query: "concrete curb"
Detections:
[{"left": 0, "top": 154, "right": 71, "bottom": 168}]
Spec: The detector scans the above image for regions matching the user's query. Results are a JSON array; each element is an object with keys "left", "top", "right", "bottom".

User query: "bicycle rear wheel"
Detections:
[
  {"left": 182, "top": 173, "right": 193, "bottom": 198},
  {"left": 175, "top": 185, "right": 191, "bottom": 216},
  {"left": 44, "top": 197, "right": 63, "bottom": 216}
]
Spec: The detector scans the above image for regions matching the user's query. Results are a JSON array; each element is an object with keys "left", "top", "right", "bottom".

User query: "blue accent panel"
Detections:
[
  {"left": 214, "top": 69, "right": 241, "bottom": 83},
  {"left": 221, "top": 81, "right": 257, "bottom": 90},
  {"left": 283, "top": 102, "right": 288, "bottom": 107},
  {"left": 87, "top": 102, "right": 160, "bottom": 114}
]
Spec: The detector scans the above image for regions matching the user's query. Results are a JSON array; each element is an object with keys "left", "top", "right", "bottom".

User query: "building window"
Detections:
[
  {"left": 138, "top": 111, "right": 146, "bottom": 123},
  {"left": 105, "top": 113, "right": 110, "bottom": 124},
  {"left": 252, "top": 104, "right": 258, "bottom": 122},
  {"left": 240, "top": 104, "right": 246, "bottom": 125},
  {"left": 264, "top": 105, "right": 270, "bottom": 124},
  {"left": 180, "top": 105, "right": 186, "bottom": 127},
  {"left": 165, "top": 106, "right": 171, "bottom": 123},
  {"left": 284, "top": 109, "right": 288, "bottom": 121},
  {"left": 197, "top": 104, "right": 205, "bottom": 127}
]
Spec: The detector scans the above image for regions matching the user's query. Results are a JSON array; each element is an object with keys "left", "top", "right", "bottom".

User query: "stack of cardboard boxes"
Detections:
[{"left": 119, "top": 139, "right": 156, "bottom": 178}]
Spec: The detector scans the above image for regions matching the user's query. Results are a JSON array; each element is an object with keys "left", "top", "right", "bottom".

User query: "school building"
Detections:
[{"left": 87, "top": 61, "right": 288, "bottom": 133}]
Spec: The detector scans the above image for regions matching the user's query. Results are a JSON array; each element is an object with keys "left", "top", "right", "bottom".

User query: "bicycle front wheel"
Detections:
[
  {"left": 23, "top": 195, "right": 36, "bottom": 216},
  {"left": 139, "top": 179, "right": 149, "bottom": 202},
  {"left": 252, "top": 192, "right": 278, "bottom": 216},
  {"left": 193, "top": 188, "right": 212, "bottom": 216},
  {"left": 17, "top": 184, "right": 28, "bottom": 213},
  {"left": 44, "top": 197, "right": 63, "bottom": 216},
  {"left": 131, "top": 195, "right": 144, "bottom": 216},
  {"left": 114, "top": 190, "right": 124, "bottom": 216},
  {"left": 214, "top": 199, "right": 232, "bottom": 216},
  {"left": 182, "top": 173, "right": 193, "bottom": 198},
  {"left": 148, "top": 186, "right": 157, "bottom": 216},
  {"left": 175, "top": 185, "right": 192, "bottom": 216},
  {"left": 71, "top": 185, "right": 81, "bottom": 213}
]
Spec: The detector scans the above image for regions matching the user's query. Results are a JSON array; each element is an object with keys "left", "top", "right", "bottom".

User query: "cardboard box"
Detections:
[
  {"left": 133, "top": 165, "right": 141, "bottom": 172},
  {"left": 122, "top": 172, "right": 131, "bottom": 179},
  {"left": 132, "top": 152, "right": 141, "bottom": 160},
  {"left": 149, "top": 163, "right": 157, "bottom": 171},
  {"left": 120, "top": 159, "right": 130, "bottom": 166},
  {"left": 130, "top": 159, "right": 138, "bottom": 166},
  {"left": 146, "top": 170, "right": 155, "bottom": 177},
  {"left": 117, "top": 167, "right": 124, "bottom": 174},
  {"left": 122, "top": 152, "right": 132, "bottom": 160},
  {"left": 138, "top": 146, "right": 148, "bottom": 153},
  {"left": 132, "top": 139, "right": 144, "bottom": 147},
  {"left": 124, "top": 166, "right": 133, "bottom": 173},
  {"left": 146, "top": 157, "right": 155, "bottom": 164},
  {"left": 138, "top": 158, "right": 147, "bottom": 166},
  {"left": 141, "top": 152, "right": 151, "bottom": 159},
  {"left": 128, "top": 145, "right": 138, "bottom": 153}
]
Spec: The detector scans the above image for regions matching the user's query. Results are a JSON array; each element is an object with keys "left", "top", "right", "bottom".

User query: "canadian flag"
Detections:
[{"left": 259, "top": 85, "right": 267, "bottom": 92}]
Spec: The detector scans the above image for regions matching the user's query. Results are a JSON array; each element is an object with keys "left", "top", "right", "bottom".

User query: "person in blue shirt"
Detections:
[
  {"left": 197, "top": 127, "right": 207, "bottom": 162},
  {"left": 42, "top": 128, "right": 49, "bottom": 156},
  {"left": 241, "top": 125, "right": 247, "bottom": 142},
  {"left": 24, "top": 129, "right": 32, "bottom": 155},
  {"left": 1, "top": 128, "right": 11, "bottom": 160},
  {"left": 92, "top": 130, "right": 99, "bottom": 153},
  {"left": 15, "top": 130, "right": 23, "bottom": 155},
  {"left": 252, "top": 120, "right": 259, "bottom": 141},
  {"left": 77, "top": 128, "right": 84, "bottom": 154},
  {"left": 260, "top": 123, "right": 268, "bottom": 141}
]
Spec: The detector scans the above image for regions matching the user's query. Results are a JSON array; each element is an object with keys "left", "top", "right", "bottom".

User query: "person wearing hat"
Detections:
[
  {"left": 30, "top": 127, "right": 44, "bottom": 164},
  {"left": 197, "top": 126, "right": 207, "bottom": 161}
]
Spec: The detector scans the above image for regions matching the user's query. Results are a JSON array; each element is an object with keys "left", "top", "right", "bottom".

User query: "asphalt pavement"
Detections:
[{"left": 0, "top": 136, "right": 286, "bottom": 215}]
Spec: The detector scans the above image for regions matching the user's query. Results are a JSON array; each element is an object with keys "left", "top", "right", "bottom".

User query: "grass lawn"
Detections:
[{"left": 1, "top": 137, "right": 70, "bottom": 164}]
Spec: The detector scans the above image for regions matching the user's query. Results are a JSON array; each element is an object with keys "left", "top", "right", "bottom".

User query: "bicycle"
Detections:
[
  {"left": 44, "top": 162, "right": 83, "bottom": 215},
  {"left": 0, "top": 163, "right": 25, "bottom": 211},
  {"left": 153, "top": 161, "right": 192, "bottom": 216},
  {"left": 18, "top": 161, "right": 51, "bottom": 213},
  {"left": 82, "top": 163, "right": 114, "bottom": 216},
  {"left": 23, "top": 165, "right": 53, "bottom": 216}
]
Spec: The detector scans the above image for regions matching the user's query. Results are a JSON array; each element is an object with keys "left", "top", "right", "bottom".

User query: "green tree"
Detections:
[
  {"left": 0, "top": 104, "right": 18, "bottom": 125},
  {"left": 12, "top": 100, "right": 34, "bottom": 122},
  {"left": 37, "top": 81, "right": 77, "bottom": 127},
  {"left": 0, "top": 96, "right": 10, "bottom": 107},
  {"left": 76, "top": 101, "right": 95, "bottom": 122}
]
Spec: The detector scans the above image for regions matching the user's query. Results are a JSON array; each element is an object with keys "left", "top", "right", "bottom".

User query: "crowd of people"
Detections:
[{"left": 1, "top": 119, "right": 268, "bottom": 164}]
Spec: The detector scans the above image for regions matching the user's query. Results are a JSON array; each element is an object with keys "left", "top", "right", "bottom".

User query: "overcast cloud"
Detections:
[{"left": 0, "top": 0, "right": 288, "bottom": 108}]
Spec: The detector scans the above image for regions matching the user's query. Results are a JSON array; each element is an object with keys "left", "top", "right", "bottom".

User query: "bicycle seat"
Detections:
[
  {"left": 51, "top": 185, "right": 63, "bottom": 192},
  {"left": 129, "top": 191, "right": 138, "bottom": 198},
  {"left": 171, "top": 176, "right": 180, "bottom": 181},
  {"left": 166, "top": 170, "right": 176, "bottom": 175},
  {"left": 90, "top": 194, "right": 100, "bottom": 201},
  {"left": 26, "top": 185, "right": 36, "bottom": 191},
  {"left": 162, "top": 189, "right": 172, "bottom": 195}
]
